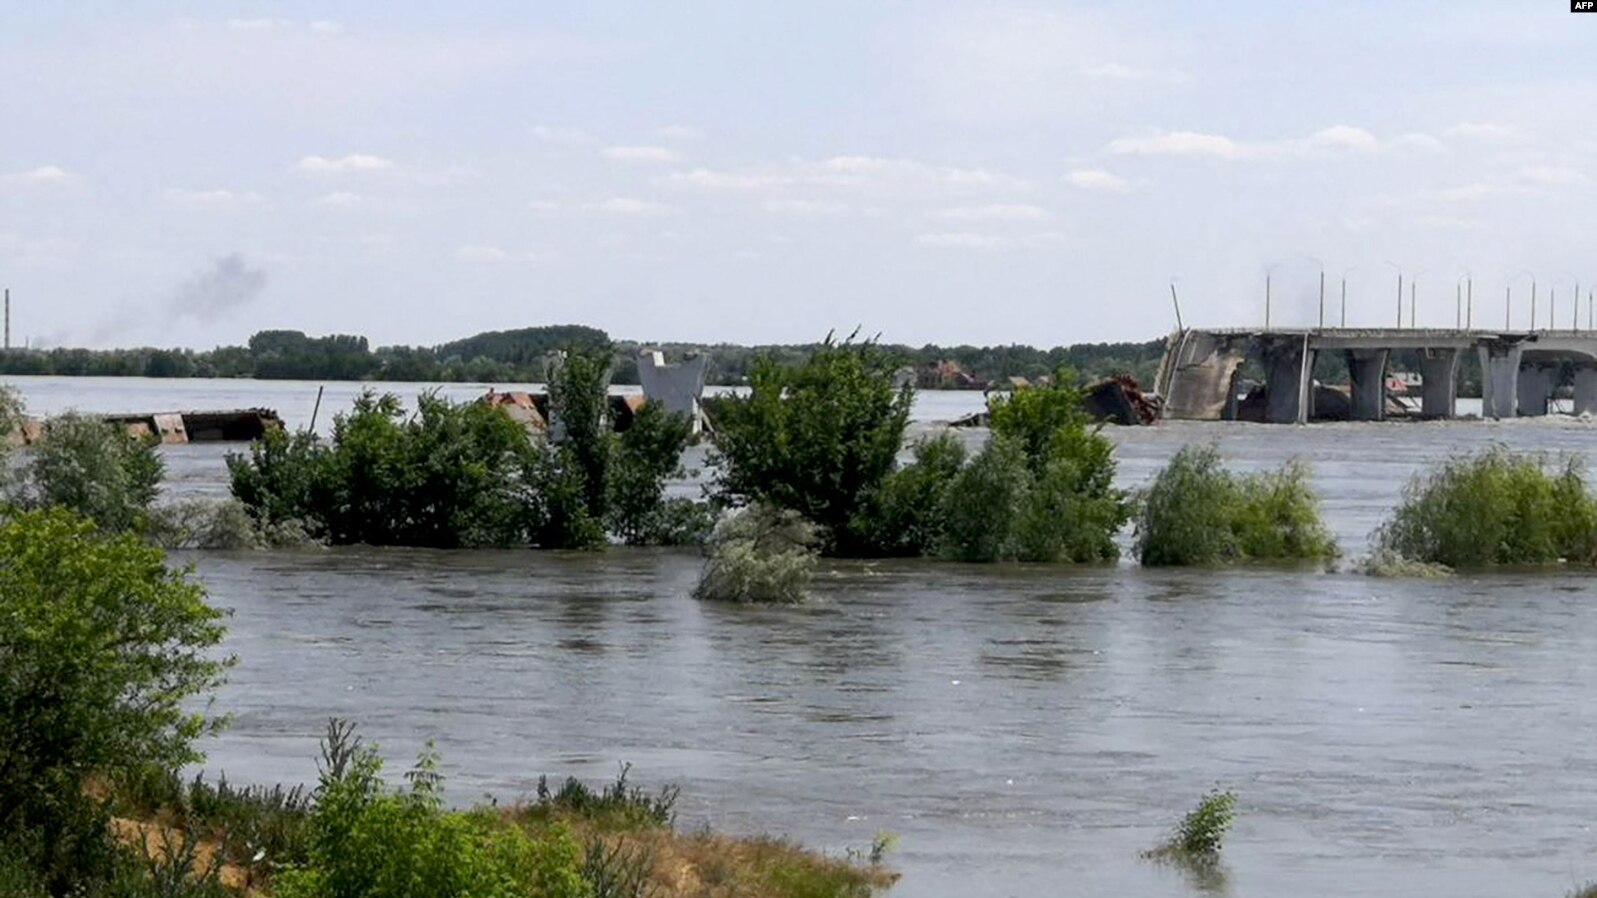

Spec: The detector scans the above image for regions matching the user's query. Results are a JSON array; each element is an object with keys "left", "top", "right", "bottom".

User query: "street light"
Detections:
[
  {"left": 1264, "top": 263, "right": 1281, "bottom": 330},
  {"left": 1457, "top": 271, "right": 1473, "bottom": 330},
  {"left": 1302, "top": 256, "right": 1326, "bottom": 329},
  {"left": 1384, "top": 260, "right": 1404, "bottom": 327},
  {"left": 1409, "top": 271, "right": 1424, "bottom": 328},
  {"left": 1340, "top": 266, "right": 1357, "bottom": 327}
]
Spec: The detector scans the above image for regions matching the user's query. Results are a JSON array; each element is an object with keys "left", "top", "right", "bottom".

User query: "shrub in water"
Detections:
[
  {"left": 939, "top": 435, "right": 1032, "bottom": 562},
  {"left": 1135, "top": 444, "right": 1336, "bottom": 566},
  {"left": 694, "top": 504, "right": 818, "bottom": 603},
  {"left": 1375, "top": 446, "right": 1597, "bottom": 567},
  {"left": 710, "top": 332, "right": 913, "bottom": 555},
  {"left": 17, "top": 413, "right": 164, "bottom": 533},
  {"left": 848, "top": 433, "right": 967, "bottom": 557},
  {"left": 937, "top": 376, "right": 1131, "bottom": 563},
  {"left": 1143, "top": 790, "right": 1236, "bottom": 862},
  {"left": 607, "top": 402, "right": 704, "bottom": 546},
  {"left": 0, "top": 509, "right": 230, "bottom": 891}
]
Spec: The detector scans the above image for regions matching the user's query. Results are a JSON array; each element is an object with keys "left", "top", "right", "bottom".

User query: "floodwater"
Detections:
[{"left": 11, "top": 375, "right": 1597, "bottom": 897}]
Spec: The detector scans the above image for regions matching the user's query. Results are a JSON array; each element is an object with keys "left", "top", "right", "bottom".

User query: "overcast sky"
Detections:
[{"left": 1, "top": 1, "right": 1593, "bottom": 350}]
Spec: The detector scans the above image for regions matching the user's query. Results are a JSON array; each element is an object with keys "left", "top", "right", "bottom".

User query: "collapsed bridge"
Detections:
[{"left": 1153, "top": 328, "right": 1597, "bottom": 423}]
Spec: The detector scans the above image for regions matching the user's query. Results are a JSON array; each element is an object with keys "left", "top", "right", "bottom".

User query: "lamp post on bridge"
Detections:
[
  {"left": 1410, "top": 272, "right": 1422, "bottom": 328},
  {"left": 1341, "top": 266, "right": 1356, "bottom": 327},
  {"left": 1264, "top": 263, "right": 1281, "bottom": 330},
  {"left": 1303, "top": 255, "right": 1325, "bottom": 328},
  {"left": 1457, "top": 271, "right": 1472, "bottom": 330},
  {"left": 1385, "top": 261, "right": 1403, "bottom": 327}
]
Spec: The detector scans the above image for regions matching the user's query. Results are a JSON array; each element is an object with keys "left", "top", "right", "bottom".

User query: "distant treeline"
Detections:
[{"left": 0, "top": 325, "right": 1169, "bottom": 388}]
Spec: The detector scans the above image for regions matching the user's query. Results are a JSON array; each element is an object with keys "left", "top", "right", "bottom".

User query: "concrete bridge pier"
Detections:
[
  {"left": 1345, "top": 349, "right": 1389, "bottom": 421},
  {"left": 1516, "top": 365, "right": 1555, "bottom": 417},
  {"left": 1574, "top": 367, "right": 1597, "bottom": 417},
  {"left": 1478, "top": 343, "right": 1522, "bottom": 419},
  {"left": 1264, "top": 336, "right": 1314, "bottom": 424},
  {"left": 1418, "top": 349, "right": 1460, "bottom": 418}
]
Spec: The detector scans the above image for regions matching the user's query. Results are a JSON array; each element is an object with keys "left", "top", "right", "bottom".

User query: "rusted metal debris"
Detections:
[
  {"left": 8, "top": 408, "right": 283, "bottom": 446},
  {"left": 946, "top": 376, "right": 1160, "bottom": 428},
  {"left": 479, "top": 389, "right": 650, "bottom": 435}
]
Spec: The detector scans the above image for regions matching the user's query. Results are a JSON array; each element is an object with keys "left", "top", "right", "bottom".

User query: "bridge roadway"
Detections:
[{"left": 1154, "top": 328, "right": 1597, "bottom": 423}]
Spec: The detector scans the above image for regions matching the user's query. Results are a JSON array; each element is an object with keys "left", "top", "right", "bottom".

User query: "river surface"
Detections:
[{"left": 11, "top": 376, "right": 1597, "bottom": 897}]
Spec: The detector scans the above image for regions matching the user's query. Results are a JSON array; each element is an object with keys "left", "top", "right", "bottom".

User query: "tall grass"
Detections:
[
  {"left": 1375, "top": 446, "right": 1597, "bottom": 568},
  {"left": 1135, "top": 445, "right": 1337, "bottom": 566}
]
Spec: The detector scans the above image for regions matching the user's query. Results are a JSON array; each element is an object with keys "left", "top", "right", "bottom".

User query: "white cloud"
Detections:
[
  {"left": 1065, "top": 169, "right": 1132, "bottom": 192},
  {"left": 671, "top": 156, "right": 1026, "bottom": 197},
  {"left": 1080, "top": 62, "right": 1190, "bottom": 85},
  {"left": 166, "top": 188, "right": 266, "bottom": 209},
  {"left": 309, "top": 20, "right": 342, "bottom": 34},
  {"left": 1514, "top": 165, "right": 1587, "bottom": 187},
  {"left": 913, "top": 231, "right": 1067, "bottom": 251},
  {"left": 530, "top": 125, "right": 596, "bottom": 145},
  {"left": 226, "top": 18, "right": 290, "bottom": 31},
  {"left": 601, "top": 145, "right": 681, "bottom": 164},
  {"left": 453, "top": 244, "right": 551, "bottom": 263},
  {"left": 527, "top": 199, "right": 561, "bottom": 214},
  {"left": 762, "top": 199, "right": 852, "bottom": 216},
  {"left": 1107, "top": 125, "right": 1387, "bottom": 161},
  {"left": 935, "top": 203, "right": 1050, "bottom": 222},
  {"left": 658, "top": 125, "right": 704, "bottom": 141},
  {"left": 587, "top": 197, "right": 675, "bottom": 216},
  {"left": 2, "top": 165, "right": 78, "bottom": 187},
  {"left": 1445, "top": 122, "right": 1525, "bottom": 142},
  {"left": 669, "top": 168, "right": 787, "bottom": 191},
  {"left": 0, "top": 233, "right": 77, "bottom": 263},
  {"left": 314, "top": 191, "right": 364, "bottom": 208},
  {"left": 296, "top": 154, "right": 395, "bottom": 174}
]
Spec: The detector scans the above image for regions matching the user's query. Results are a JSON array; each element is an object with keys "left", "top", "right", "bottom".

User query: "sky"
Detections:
[{"left": 1, "top": 1, "right": 1595, "bottom": 350}]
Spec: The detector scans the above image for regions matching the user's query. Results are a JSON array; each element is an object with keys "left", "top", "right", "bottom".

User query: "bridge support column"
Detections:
[
  {"left": 1345, "top": 349, "right": 1389, "bottom": 421},
  {"left": 1264, "top": 337, "right": 1314, "bottom": 424},
  {"left": 1517, "top": 365, "right": 1555, "bottom": 417},
  {"left": 1418, "top": 349, "right": 1459, "bottom": 418},
  {"left": 1574, "top": 367, "right": 1597, "bottom": 417},
  {"left": 1478, "top": 343, "right": 1522, "bottom": 419}
]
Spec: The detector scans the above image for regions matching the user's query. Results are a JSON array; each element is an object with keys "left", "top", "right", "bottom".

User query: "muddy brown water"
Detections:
[{"left": 12, "top": 376, "right": 1597, "bottom": 896}]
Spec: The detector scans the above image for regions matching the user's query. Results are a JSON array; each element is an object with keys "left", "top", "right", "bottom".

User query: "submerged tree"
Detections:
[{"left": 710, "top": 332, "right": 912, "bottom": 556}]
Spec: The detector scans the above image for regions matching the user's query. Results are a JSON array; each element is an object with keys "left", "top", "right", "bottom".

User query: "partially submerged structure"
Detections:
[
  {"left": 7, "top": 408, "right": 283, "bottom": 446},
  {"left": 1154, "top": 327, "right": 1597, "bottom": 422}
]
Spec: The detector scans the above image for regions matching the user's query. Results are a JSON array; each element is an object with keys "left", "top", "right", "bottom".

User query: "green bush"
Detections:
[
  {"left": 939, "top": 436, "right": 1032, "bottom": 562},
  {"left": 1375, "top": 446, "right": 1597, "bottom": 567},
  {"left": 694, "top": 504, "right": 818, "bottom": 603},
  {"left": 17, "top": 414, "right": 163, "bottom": 533},
  {"left": 710, "top": 333, "right": 912, "bottom": 555},
  {"left": 937, "top": 377, "right": 1130, "bottom": 563},
  {"left": 849, "top": 434, "right": 967, "bottom": 557},
  {"left": 273, "top": 724, "right": 588, "bottom": 898},
  {"left": 1135, "top": 445, "right": 1336, "bottom": 566},
  {"left": 0, "top": 509, "right": 230, "bottom": 891},
  {"left": 606, "top": 403, "right": 703, "bottom": 546},
  {"left": 228, "top": 348, "right": 693, "bottom": 551}
]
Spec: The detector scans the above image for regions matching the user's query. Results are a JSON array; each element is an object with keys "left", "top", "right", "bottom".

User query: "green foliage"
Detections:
[
  {"left": 939, "top": 436, "right": 1032, "bottom": 562},
  {"left": 228, "top": 391, "right": 541, "bottom": 548},
  {"left": 694, "top": 505, "right": 818, "bottom": 604},
  {"left": 710, "top": 333, "right": 913, "bottom": 555},
  {"left": 935, "top": 378, "right": 1130, "bottom": 563},
  {"left": 607, "top": 404, "right": 702, "bottom": 546},
  {"left": 274, "top": 723, "right": 589, "bottom": 898},
  {"left": 1135, "top": 445, "right": 1336, "bottom": 566},
  {"left": 112, "top": 766, "right": 313, "bottom": 873},
  {"left": 144, "top": 498, "right": 299, "bottom": 550},
  {"left": 1375, "top": 446, "right": 1597, "bottom": 567},
  {"left": 849, "top": 434, "right": 967, "bottom": 557},
  {"left": 549, "top": 348, "right": 615, "bottom": 522},
  {"left": 529, "top": 765, "right": 679, "bottom": 831},
  {"left": 17, "top": 414, "right": 164, "bottom": 533},
  {"left": 0, "top": 510, "right": 230, "bottom": 890},
  {"left": 1174, "top": 790, "right": 1235, "bottom": 855}
]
